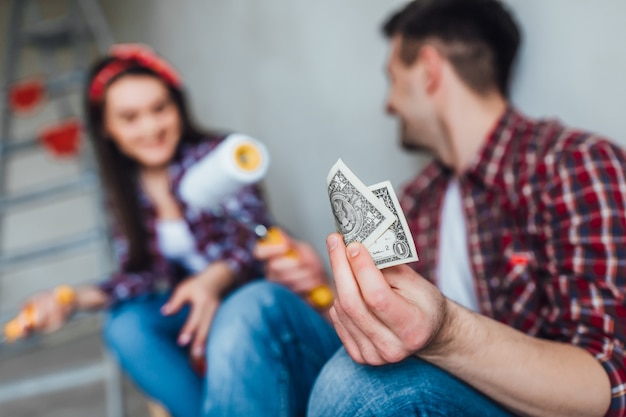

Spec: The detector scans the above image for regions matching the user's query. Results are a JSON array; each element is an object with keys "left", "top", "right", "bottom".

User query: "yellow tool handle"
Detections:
[
  {"left": 259, "top": 227, "right": 334, "bottom": 309},
  {"left": 261, "top": 226, "right": 299, "bottom": 258},
  {"left": 3, "top": 285, "right": 75, "bottom": 343},
  {"left": 307, "top": 285, "right": 335, "bottom": 310}
]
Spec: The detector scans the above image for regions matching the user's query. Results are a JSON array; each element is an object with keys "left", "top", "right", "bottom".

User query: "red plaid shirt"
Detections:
[
  {"left": 400, "top": 107, "right": 626, "bottom": 416},
  {"left": 99, "top": 135, "right": 271, "bottom": 305}
]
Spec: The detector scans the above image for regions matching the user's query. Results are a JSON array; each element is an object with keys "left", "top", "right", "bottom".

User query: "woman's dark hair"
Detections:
[
  {"left": 383, "top": 0, "right": 521, "bottom": 97},
  {"left": 84, "top": 58, "right": 215, "bottom": 271}
]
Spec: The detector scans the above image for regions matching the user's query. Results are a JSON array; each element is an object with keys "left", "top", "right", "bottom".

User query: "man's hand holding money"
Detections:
[
  {"left": 326, "top": 233, "right": 450, "bottom": 365},
  {"left": 326, "top": 159, "right": 451, "bottom": 364}
]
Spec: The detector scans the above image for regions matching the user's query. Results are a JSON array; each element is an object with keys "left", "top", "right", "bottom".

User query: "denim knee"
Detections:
[
  {"left": 209, "top": 281, "right": 296, "bottom": 358},
  {"left": 308, "top": 348, "right": 461, "bottom": 417},
  {"left": 218, "top": 280, "right": 293, "bottom": 319}
]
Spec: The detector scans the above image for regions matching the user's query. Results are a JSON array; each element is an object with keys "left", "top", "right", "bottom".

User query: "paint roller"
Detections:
[{"left": 179, "top": 134, "right": 334, "bottom": 309}]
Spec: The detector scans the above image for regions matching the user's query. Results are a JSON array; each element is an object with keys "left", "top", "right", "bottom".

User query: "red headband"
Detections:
[{"left": 88, "top": 44, "right": 183, "bottom": 102}]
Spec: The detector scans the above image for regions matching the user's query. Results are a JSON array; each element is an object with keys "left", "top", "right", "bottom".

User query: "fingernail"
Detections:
[
  {"left": 178, "top": 334, "right": 190, "bottom": 346},
  {"left": 347, "top": 243, "right": 360, "bottom": 257},
  {"left": 193, "top": 345, "right": 204, "bottom": 357},
  {"left": 327, "top": 235, "right": 339, "bottom": 251}
]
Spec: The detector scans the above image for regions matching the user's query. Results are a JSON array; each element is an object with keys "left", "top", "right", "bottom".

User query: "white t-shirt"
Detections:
[
  {"left": 436, "top": 180, "right": 479, "bottom": 312},
  {"left": 156, "top": 219, "right": 208, "bottom": 274}
]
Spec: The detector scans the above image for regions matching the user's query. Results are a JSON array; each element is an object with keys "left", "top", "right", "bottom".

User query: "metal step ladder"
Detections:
[{"left": 0, "top": 0, "right": 123, "bottom": 416}]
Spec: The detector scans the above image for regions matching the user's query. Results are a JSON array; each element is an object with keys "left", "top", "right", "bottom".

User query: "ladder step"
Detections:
[
  {"left": 0, "top": 174, "right": 99, "bottom": 213},
  {"left": 0, "top": 138, "right": 39, "bottom": 154},
  {"left": 21, "top": 18, "right": 87, "bottom": 49},
  {"left": 0, "top": 229, "right": 105, "bottom": 267},
  {"left": 0, "top": 362, "right": 107, "bottom": 404},
  {"left": 46, "top": 70, "right": 86, "bottom": 96}
]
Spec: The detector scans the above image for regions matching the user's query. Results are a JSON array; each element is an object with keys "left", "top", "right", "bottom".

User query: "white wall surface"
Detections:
[
  {"left": 100, "top": 0, "right": 421, "bottom": 262},
  {"left": 99, "top": 0, "right": 626, "bottom": 262},
  {"left": 1, "top": 0, "right": 625, "bottom": 307}
]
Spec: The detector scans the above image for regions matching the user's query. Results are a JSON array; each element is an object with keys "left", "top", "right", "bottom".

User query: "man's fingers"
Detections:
[
  {"left": 347, "top": 244, "right": 421, "bottom": 336},
  {"left": 327, "top": 234, "right": 362, "bottom": 301},
  {"left": 346, "top": 242, "right": 397, "bottom": 309},
  {"left": 329, "top": 306, "right": 364, "bottom": 364},
  {"left": 383, "top": 264, "right": 417, "bottom": 289},
  {"left": 331, "top": 301, "right": 388, "bottom": 366}
]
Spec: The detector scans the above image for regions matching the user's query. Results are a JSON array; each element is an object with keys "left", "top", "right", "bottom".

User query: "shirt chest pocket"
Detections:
[{"left": 490, "top": 231, "right": 536, "bottom": 294}]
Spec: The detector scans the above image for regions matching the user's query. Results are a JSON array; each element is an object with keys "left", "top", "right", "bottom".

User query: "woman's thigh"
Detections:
[{"left": 102, "top": 293, "right": 203, "bottom": 417}]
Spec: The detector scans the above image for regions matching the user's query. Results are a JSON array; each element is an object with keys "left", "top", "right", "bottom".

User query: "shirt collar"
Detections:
[{"left": 462, "top": 105, "right": 526, "bottom": 187}]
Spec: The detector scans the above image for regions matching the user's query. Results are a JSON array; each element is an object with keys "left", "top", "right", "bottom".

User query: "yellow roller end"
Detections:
[
  {"left": 233, "top": 142, "right": 263, "bottom": 172},
  {"left": 309, "top": 285, "right": 334, "bottom": 309}
]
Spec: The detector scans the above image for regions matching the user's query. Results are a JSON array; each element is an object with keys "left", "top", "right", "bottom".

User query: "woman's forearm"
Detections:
[
  {"left": 197, "top": 260, "right": 237, "bottom": 297},
  {"left": 74, "top": 285, "right": 109, "bottom": 311}
]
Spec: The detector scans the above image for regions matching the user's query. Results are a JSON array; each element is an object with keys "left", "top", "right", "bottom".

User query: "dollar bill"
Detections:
[
  {"left": 368, "top": 181, "right": 419, "bottom": 268},
  {"left": 327, "top": 159, "right": 395, "bottom": 248}
]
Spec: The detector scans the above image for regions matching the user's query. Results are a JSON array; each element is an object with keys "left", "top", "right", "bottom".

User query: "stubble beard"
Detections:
[{"left": 399, "top": 123, "right": 432, "bottom": 155}]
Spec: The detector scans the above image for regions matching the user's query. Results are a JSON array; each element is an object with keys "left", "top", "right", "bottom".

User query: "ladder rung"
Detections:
[
  {"left": 0, "top": 174, "right": 98, "bottom": 212},
  {"left": 0, "top": 229, "right": 104, "bottom": 267},
  {"left": 46, "top": 70, "right": 86, "bottom": 96},
  {"left": 0, "top": 138, "right": 38, "bottom": 154},
  {"left": 21, "top": 19, "right": 86, "bottom": 48},
  {"left": 0, "top": 362, "right": 107, "bottom": 403}
]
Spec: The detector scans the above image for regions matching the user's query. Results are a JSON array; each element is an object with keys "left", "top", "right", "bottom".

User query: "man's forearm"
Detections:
[{"left": 419, "top": 300, "right": 611, "bottom": 417}]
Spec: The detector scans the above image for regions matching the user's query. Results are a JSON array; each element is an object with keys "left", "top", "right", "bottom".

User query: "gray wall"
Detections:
[
  {"left": 100, "top": 0, "right": 422, "bottom": 259},
  {"left": 1, "top": 0, "right": 625, "bottom": 310},
  {"left": 100, "top": 0, "right": 626, "bottom": 260}
]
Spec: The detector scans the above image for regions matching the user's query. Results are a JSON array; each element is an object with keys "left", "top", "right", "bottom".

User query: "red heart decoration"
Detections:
[
  {"left": 39, "top": 119, "right": 82, "bottom": 157},
  {"left": 10, "top": 79, "right": 45, "bottom": 113}
]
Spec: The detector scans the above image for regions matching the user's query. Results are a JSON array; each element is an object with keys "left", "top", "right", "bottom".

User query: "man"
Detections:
[
  {"left": 210, "top": 1, "right": 625, "bottom": 416},
  {"left": 304, "top": 0, "right": 626, "bottom": 416}
]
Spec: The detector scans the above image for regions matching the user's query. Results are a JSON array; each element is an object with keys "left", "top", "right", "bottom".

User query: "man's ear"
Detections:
[{"left": 417, "top": 44, "right": 444, "bottom": 95}]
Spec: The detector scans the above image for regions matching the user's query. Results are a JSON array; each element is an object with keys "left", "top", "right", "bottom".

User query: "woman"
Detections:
[
  {"left": 25, "top": 44, "right": 341, "bottom": 417},
  {"left": 20, "top": 44, "right": 293, "bottom": 416}
]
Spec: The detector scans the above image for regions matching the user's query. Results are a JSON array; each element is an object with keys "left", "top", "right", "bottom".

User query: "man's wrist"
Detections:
[{"left": 418, "top": 298, "right": 464, "bottom": 361}]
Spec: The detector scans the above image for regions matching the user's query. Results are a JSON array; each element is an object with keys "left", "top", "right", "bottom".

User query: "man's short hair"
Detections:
[{"left": 383, "top": 0, "right": 521, "bottom": 98}]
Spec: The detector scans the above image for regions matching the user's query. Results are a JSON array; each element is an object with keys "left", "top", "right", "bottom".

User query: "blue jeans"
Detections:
[
  {"left": 102, "top": 281, "right": 340, "bottom": 417},
  {"left": 308, "top": 348, "right": 516, "bottom": 417}
]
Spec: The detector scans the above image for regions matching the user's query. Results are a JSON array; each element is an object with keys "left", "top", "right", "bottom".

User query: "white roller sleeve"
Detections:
[{"left": 178, "top": 133, "right": 270, "bottom": 210}]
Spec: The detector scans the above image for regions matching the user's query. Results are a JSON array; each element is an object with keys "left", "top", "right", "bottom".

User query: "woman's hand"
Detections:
[
  {"left": 20, "top": 289, "right": 77, "bottom": 335},
  {"left": 254, "top": 234, "right": 330, "bottom": 297},
  {"left": 161, "top": 261, "right": 234, "bottom": 358}
]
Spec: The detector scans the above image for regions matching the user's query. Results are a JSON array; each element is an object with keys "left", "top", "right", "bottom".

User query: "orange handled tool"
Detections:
[
  {"left": 258, "top": 226, "right": 334, "bottom": 309},
  {"left": 2, "top": 285, "right": 75, "bottom": 344}
]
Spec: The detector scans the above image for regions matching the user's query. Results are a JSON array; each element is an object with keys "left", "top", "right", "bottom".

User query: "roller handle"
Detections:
[
  {"left": 3, "top": 285, "right": 76, "bottom": 343},
  {"left": 259, "top": 227, "right": 334, "bottom": 309}
]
